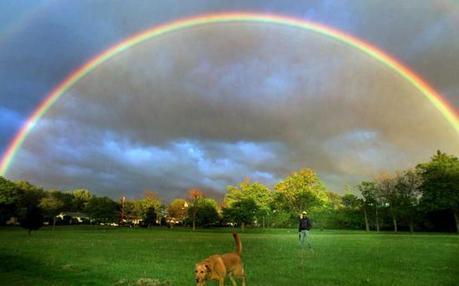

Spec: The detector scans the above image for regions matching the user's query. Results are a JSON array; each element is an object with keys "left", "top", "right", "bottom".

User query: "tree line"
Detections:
[{"left": 0, "top": 150, "right": 457, "bottom": 233}]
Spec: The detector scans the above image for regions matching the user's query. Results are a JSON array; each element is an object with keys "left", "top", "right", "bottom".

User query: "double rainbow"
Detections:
[{"left": 1, "top": 12, "right": 458, "bottom": 176}]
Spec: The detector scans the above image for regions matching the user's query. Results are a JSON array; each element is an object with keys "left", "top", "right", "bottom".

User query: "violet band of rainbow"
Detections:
[{"left": 1, "top": 12, "right": 458, "bottom": 176}]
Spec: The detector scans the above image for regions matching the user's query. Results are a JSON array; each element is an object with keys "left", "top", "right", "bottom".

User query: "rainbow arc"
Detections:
[{"left": 1, "top": 12, "right": 458, "bottom": 176}]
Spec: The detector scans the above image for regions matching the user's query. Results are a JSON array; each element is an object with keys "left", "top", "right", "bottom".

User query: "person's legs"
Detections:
[
  {"left": 305, "top": 230, "right": 313, "bottom": 251},
  {"left": 299, "top": 230, "right": 305, "bottom": 248}
]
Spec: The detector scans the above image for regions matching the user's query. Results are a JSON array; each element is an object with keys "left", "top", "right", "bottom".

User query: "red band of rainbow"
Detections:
[{"left": 1, "top": 12, "right": 458, "bottom": 176}]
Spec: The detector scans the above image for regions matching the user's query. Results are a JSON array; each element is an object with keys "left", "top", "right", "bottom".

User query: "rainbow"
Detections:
[{"left": 1, "top": 12, "right": 458, "bottom": 176}]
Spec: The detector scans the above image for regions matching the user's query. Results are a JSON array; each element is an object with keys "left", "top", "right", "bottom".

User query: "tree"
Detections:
[
  {"left": 20, "top": 205, "right": 44, "bottom": 235},
  {"left": 273, "top": 169, "right": 327, "bottom": 224},
  {"left": 187, "top": 188, "right": 204, "bottom": 231},
  {"left": 123, "top": 199, "right": 143, "bottom": 225},
  {"left": 193, "top": 197, "right": 220, "bottom": 227},
  {"left": 396, "top": 169, "right": 422, "bottom": 232},
  {"left": 15, "top": 180, "right": 45, "bottom": 232},
  {"left": 224, "top": 179, "right": 272, "bottom": 228},
  {"left": 0, "top": 176, "right": 20, "bottom": 225},
  {"left": 40, "top": 191, "right": 65, "bottom": 230},
  {"left": 222, "top": 198, "right": 259, "bottom": 231},
  {"left": 168, "top": 198, "right": 188, "bottom": 224},
  {"left": 417, "top": 151, "right": 459, "bottom": 233},
  {"left": 71, "top": 189, "right": 93, "bottom": 212},
  {"left": 186, "top": 193, "right": 219, "bottom": 228},
  {"left": 315, "top": 190, "right": 343, "bottom": 229},
  {"left": 358, "top": 181, "right": 379, "bottom": 232},
  {"left": 138, "top": 191, "right": 162, "bottom": 224},
  {"left": 375, "top": 172, "right": 399, "bottom": 232},
  {"left": 144, "top": 206, "right": 157, "bottom": 227},
  {"left": 339, "top": 193, "right": 364, "bottom": 229},
  {"left": 84, "top": 196, "right": 119, "bottom": 223},
  {"left": 16, "top": 180, "right": 44, "bottom": 209}
]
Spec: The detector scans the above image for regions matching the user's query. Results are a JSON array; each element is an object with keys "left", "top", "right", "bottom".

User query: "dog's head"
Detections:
[{"left": 194, "top": 263, "right": 211, "bottom": 285}]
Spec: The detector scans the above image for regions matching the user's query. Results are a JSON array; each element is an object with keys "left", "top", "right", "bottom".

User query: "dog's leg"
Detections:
[
  {"left": 218, "top": 278, "right": 225, "bottom": 286},
  {"left": 229, "top": 274, "right": 237, "bottom": 286},
  {"left": 241, "top": 275, "right": 247, "bottom": 286}
]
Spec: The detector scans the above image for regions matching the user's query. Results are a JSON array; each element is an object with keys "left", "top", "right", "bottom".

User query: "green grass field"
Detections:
[{"left": 0, "top": 227, "right": 458, "bottom": 286}]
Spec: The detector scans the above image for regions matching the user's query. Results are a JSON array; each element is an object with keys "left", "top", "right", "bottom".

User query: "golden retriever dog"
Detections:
[{"left": 195, "top": 232, "right": 246, "bottom": 286}]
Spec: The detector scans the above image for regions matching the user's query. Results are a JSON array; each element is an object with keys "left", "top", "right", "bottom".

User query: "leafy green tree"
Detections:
[
  {"left": 0, "top": 176, "right": 20, "bottom": 224},
  {"left": 84, "top": 196, "right": 119, "bottom": 223},
  {"left": 396, "top": 169, "right": 422, "bottom": 232},
  {"left": 138, "top": 191, "right": 162, "bottom": 224},
  {"left": 273, "top": 169, "right": 327, "bottom": 224},
  {"left": 186, "top": 193, "right": 219, "bottom": 228},
  {"left": 222, "top": 198, "right": 259, "bottom": 231},
  {"left": 167, "top": 198, "right": 188, "bottom": 224},
  {"left": 309, "top": 191, "right": 342, "bottom": 230},
  {"left": 71, "top": 189, "right": 93, "bottom": 212},
  {"left": 375, "top": 172, "right": 400, "bottom": 232},
  {"left": 341, "top": 193, "right": 360, "bottom": 209},
  {"left": 123, "top": 199, "right": 143, "bottom": 225},
  {"left": 16, "top": 180, "right": 44, "bottom": 208},
  {"left": 40, "top": 191, "right": 65, "bottom": 230},
  {"left": 417, "top": 151, "right": 459, "bottom": 233},
  {"left": 358, "top": 181, "right": 379, "bottom": 231},
  {"left": 20, "top": 205, "right": 44, "bottom": 235},
  {"left": 14, "top": 181, "right": 45, "bottom": 231},
  {"left": 1, "top": 179, "right": 45, "bottom": 228},
  {"left": 54, "top": 191, "right": 74, "bottom": 212},
  {"left": 193, "top": 197, "right": 220, "bottom": 227},
  {"left": 187, "top": 188, "right": 204, "bottom": 231},
  {"left": 225, "top": 179, "right": 272, "bottom": 228},
  {"left": 144, "top": 206, "right": 157, "bottom": 227},
  {"left": 268, "top": 210, "right": 292, "bottom": 227},
  {"left": 339, "top": 193, "right": 364, "bottom": 229}
]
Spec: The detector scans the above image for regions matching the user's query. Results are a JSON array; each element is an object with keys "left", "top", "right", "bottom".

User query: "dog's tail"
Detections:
[{"left": 232, "top": 232, "right": 242, "bottom": 256}]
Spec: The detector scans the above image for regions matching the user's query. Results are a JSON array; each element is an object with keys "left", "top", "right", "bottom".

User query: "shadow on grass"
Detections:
[
  {"left": 0, "top": 252, "right": 115, "bottom": 285},
  {"left": 0, "top": 252, "right": 173, "bottom": 286}
]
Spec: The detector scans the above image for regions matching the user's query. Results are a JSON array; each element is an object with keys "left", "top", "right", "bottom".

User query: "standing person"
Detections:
[{"left": 298, "top": 211, "right": 313, "bottom": 251}]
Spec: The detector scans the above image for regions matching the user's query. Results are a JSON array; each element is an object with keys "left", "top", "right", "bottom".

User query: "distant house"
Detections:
[
  {"left": 56, "top": 212, "right": 90, "bottom": 224},
  {"left": 121, "top": 215, "right": 142, "bottom": 226},
  {"left": 6, "top": 216, "right": 19, "bottom": 225}
]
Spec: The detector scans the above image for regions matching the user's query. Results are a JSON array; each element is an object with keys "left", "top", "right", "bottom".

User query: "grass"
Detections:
[{"left": 0, "top": 226, "right": 458, "bottom": 285}]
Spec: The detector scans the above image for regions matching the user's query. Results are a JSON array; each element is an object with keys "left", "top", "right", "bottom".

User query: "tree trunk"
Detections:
[
  {"left": 192, "top": 209, "right": 196, "bottom": 231},
  {"left": 454, "top": 211, "right": 459, "bottom": 234},
  {"left": 52, "top": 216, "right": 56, "bottom": 231},
  {"left": 363, "top": 207, "right": 370, "bottom": 232},
  {"left": 375, "top": 207, "right": 380, "bottom": 232},
  {"left": 241, "top": 222, "right": 245, "bottom": 232},
  {"left": 391, "top": 207, "right": 397, "bottom": 232},
  {"left": 409, "top": 219, "right": 414, "bottom": 233}
]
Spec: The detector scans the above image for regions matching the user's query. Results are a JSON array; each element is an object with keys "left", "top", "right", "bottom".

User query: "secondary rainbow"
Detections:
[{"left": 1, "top": 12, "right": 458, "bottom": 176}]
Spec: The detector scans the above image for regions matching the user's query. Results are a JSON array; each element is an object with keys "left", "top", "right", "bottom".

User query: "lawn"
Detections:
[{"left": 0, "top": 226, "right": 458, "bottom": 285}]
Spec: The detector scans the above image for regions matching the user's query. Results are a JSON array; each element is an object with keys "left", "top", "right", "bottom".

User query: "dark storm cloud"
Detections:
[{"left": 12, "top": 118, "right": 288, "bottom": 200}]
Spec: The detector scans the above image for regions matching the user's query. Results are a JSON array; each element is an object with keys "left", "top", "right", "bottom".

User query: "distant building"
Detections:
[{"left": 56, "top": 212, "right": 90, "bottom": 224}]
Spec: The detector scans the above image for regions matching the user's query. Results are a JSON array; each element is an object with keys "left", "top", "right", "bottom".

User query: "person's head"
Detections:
[{"left": 301, "top": 211, "right": 307, "bottom": 218}]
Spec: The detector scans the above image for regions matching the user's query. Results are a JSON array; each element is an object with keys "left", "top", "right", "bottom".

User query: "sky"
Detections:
[{"left": 1, "top": 0, "right": 458, "bottom": 201}]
